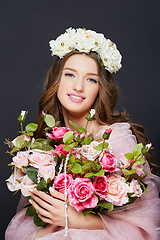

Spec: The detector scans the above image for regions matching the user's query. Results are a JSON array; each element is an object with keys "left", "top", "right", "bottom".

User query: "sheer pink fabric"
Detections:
[{"left": 5, "top": 123, "right": 160, "bottom": 240}]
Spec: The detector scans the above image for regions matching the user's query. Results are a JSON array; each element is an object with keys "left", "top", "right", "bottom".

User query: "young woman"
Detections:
[{"left": 5, "top": 28, "right": 160, "bottom": 240}]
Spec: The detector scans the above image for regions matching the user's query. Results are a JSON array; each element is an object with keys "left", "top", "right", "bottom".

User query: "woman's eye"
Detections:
[
  {"left": 65, "top": 73, "right": 74, "bottom": 77},
  {"left": 87, "top": 78, "right": 98, "bottom": 83}
]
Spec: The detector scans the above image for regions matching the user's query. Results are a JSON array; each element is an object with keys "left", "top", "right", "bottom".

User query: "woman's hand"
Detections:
[
  {"left": 29, "top": 188, "right": 66, "bottom": 227},
  {"left": 29, "top": 187, "right": 103, "bottom": 231}
]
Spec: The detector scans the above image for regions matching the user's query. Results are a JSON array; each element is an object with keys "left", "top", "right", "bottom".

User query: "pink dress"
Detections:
[{"left": 5, "top": 123, "right": 160, "bottom": 240}]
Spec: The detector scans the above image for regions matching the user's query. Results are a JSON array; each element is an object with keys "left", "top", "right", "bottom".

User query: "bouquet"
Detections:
[{"left": 5, "top": 109, "right": 151, "bottom": 234}]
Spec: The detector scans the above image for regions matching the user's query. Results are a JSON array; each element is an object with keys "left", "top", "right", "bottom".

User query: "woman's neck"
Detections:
[{"left": 62, "top": 108, "right": 101, "bottom": 133}]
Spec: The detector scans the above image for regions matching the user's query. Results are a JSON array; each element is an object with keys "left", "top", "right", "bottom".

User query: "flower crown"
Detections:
[{"left": 49, "top": 27, "right": 122, "bottom": 73}]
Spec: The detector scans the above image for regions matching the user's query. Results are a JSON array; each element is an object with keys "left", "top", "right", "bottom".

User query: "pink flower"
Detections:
[
  {"left": 99, "top": 151, "right": 118, "bottom": 172},
  {"left": 46, "top": 127, "right": 70, "bottom": 141},
  {"left": 81, "top": 141, "right": 100, "bottom": 161},
  {"left": 6, "top": 169, "right": 25, "bottom": 192},
  {"left": 129, "top": 180, "right": 143, "bottom": 197},
  {"left": 93, "top": 176, "right": 108, "bottom": 198},
  {"left": 12, "top": 151, "right": 29, "bottom": 168},
  {"left": 51, "top": 144, "right": 70, "bottom": 157},
  {"left": 28, "top": 150, "right": 54, "bottom": 169},
  {"left": 104, "top": 128, "right": 112, "bottom": 134},
  {"left": 19, "top": 175, "right": 37, "bottom": 197},
  {"left": 38, "top": 163, "right": 56, "bottom": 183},
  {"left": 54, "top": 172, "right": 73, "bottom": 194},
  {"left": 90, "top": 109, "right": 96, "bottom": 118},
  {"left": 80, "top": 132, "right": 85, "bottom": 138},
  {"left": 132, "top": 163, "right": 144, "bottom": 176},
  {"left": 105, "top": 174, "right": 129, "bottom": 206},
  {"left": 42, "top": 111, "right": 45, "bottom": 116},
  {"left": 68, "top": 178, "right": 98, "bottom": 212}
]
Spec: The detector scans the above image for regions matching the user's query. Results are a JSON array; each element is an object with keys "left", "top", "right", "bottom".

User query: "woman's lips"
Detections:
[{"left": 67, "top": 93, "right": 85, "bottom": 103}]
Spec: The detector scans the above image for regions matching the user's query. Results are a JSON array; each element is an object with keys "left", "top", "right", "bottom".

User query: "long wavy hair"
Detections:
[{"left": 35, "top": 51, "right": 156, "bottom": 173}]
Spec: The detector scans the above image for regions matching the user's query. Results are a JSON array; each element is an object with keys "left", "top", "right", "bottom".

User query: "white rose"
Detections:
[
  {"left": 49, "top": 27, "right": 76, "bottom": 58},
  {"left": 81, "top": 141, "right": 100, "bottom": 161},
  {"left": 75, "top": 28, "right": 105, "bottom": 53}
]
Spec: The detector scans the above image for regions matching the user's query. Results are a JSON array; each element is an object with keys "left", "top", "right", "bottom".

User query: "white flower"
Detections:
[
  {"left": 129, "top": 180, "right": 143, "bottom": 197},
  {"left": 49, "top": 27, "right": 122, "bottom": 73},
  {"left": 21, "top": 111, "right": 26, "bottom": 120},
  {"left": 146, "top": 143, "right": 152, "bottom": 150},
  {"left": 90, "top": 109, "right": 96, "bottom": 118},
  {"left": 75, "top": 28, "right": 105, "bottom": 53},
  {"left": 49, "top": 27, "right": 76, "bottom": 58}
]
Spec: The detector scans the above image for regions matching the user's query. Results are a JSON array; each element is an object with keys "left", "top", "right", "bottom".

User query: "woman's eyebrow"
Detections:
[
  {"left": 63, "top": 67, "right": 98, "bottom": 76},
  {"left": 63, "top": 67, "right": 77, "bottom": 72}
]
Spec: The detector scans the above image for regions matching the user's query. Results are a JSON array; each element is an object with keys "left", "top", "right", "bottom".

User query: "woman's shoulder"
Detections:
[{"left": 93, "top": 122, "right": 131, "bottom": 140}]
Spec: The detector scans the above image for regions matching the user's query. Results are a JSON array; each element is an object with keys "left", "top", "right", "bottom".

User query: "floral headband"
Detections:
[{"left": 49, "top": 27, "right": 122, "bottom": 73}]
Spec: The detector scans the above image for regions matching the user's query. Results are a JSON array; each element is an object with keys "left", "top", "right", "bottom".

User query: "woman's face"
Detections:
[{"left": 57, "top": 54, "right": 99, "bottom": 117}]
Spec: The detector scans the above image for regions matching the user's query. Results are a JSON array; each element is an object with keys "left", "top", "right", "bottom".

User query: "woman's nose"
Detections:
[{"left": 73, "top": 78, "right": 84, "bottom": 92}]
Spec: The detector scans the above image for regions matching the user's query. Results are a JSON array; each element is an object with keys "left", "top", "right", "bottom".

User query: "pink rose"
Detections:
[
  {"left": 19, "top": 175, "right": 37, "bottom": 197},
  {"left": 80, "top": 132, "right": 85, "bottom": 138},
  {"left": 99, "top": 151, "right": 118, "bottom": 172},
  {"left": 132, "top": 163, "right": 144, "bottom": 176},
  {"left": 12, "top": 151, "right": 29, "bottom": 168},
  {"left": 104, "top": 128, "right": 112, "bottom": 134},
  {"left": 81, "top": 141, "right": 100, "bottom": 161},
  {"left": 68, "top": 178, "right": 98, "bottom": 212},
  {"left": 38, "top": 163, "right": 56, "bottom": 183},
  {"left": 90, "top": 109, "right": 96, "bottom": 118},
  {"left": 51, "top": 144, "right": 69, "bottom": 157},
  {"left": 93, "top": 176, "right": 108, "bottom": 198},
  {"left": 6, "top": 169, "right": 25, "bottom": 192},
  {"left": 46, "top": 127, "right": 70, "bottom": 141},
  {"left": 105, "top": 174, "right": 129, "bottom": 206},
  {"left": 129, "top": 180, "right": 143, "bottom": 197},
  {"left": 54, "top": 172, "right": 73, "bottom": 194},
  {"left": 28, "top": 150, "right": 54, "bottom": 168}
]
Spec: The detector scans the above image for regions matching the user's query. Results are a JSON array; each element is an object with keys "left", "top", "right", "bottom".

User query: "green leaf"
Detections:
[
  {"left": 63, "top": 131, "right": 73, "bottom": 144},
  {"left": 122, "top": 169, "right": 135, "bottom": 176},
  {"left": 25, "top": 167, "right": 38, "bottom": 184},
  {"left": 34, "top": 211, "right": 48, "bottom": 227},
  {"left": 97, "top": 200, "right": 113, "bottom": 209},
  {"left": 97, "top": 164, "right": 102, "bottom": 171},
  {"left": 45, "top": 114, "right": 55, "bottom": 128},
  {"left": 26, "top": 131, "right": 34, "bottom": 136},
  {"left": 79, "top": 127, "right": 86, "bottom": 133},
  {"left": 69, "top": 142, "right": 77, "bottom": 148},
  {"left": 141, "top": 146, "right": 148, "bottom": 154},
  {"left": 124, "top": 153, "right": 134, "bottom": 160},
  {"left": 138, "top": 180, "right": 148, "bottom": 195},
  {"left": 15, "top": 135, "right": 25, "bottom": 148},
  {"left": 84, "top": 172, "right": 94, "bottom": 177},
  {"left": 69, "top": 155, "right": 75, "bottom": 164},
  {"left": 93, "top": 143, "right": 103, "bottom": 151},
  {"left": 25, "top": 123, "right": 38, "bottom": 132},
  {"left": 42, "top": 144, "right": 54, "bottom": 151},
  {"left": 135, "top": 156, "right": 145, "bottom": 165},
  {"left": 25, "top": 205, "right": 36, "bottom": 216},
  {"left": 132, "top": 143, "right": 143, "bottom": 157},
  {"left": 82, "top": 163, "right": 91, "bottom": 171},
  {"left": 94, "top": 169, "right": 105, "bottom": 176},
  {"left": 71, "top": 163, "right": 82, "bottom": 174},
  {"left": 31, "top": 141, "right": 42, "bottom": 150},
  {"left": 37, "top": 179, "right": 47, "bottom": 191},
  {"left": 83, "top": 138, "right": 92, "bottom": 145},
  {"left": 83, "top": 208, "right": 95, "bottom": 216},
  {"left": 10, "top": 147, "right": 19, "bottom": 154},
  {"left": 69, "top": 120, "right": 79, "bottom": 132},
  {"left": 63, "top": 144, "right": 70, "bottom": 152}
]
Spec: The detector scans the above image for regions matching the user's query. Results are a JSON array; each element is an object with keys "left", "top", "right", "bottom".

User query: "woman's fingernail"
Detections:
[
  {"left": 29, "top": 188, "right": 33, "bottom": 192},
  {"left": 49, "top": 187, "right": 54, "bottom": 193},
  {"left": 29, "top": 199, "right": 32, "bottom": 204}
]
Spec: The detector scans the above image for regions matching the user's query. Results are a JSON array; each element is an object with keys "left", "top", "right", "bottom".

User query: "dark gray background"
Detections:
[{"left": 1, "top": 1, "right": 160, "bottom": 239}]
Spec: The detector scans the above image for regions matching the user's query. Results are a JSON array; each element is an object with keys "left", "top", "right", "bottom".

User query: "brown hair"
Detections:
[{"left": 35, "top": 51, "right": 156, "bottom": 173}]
